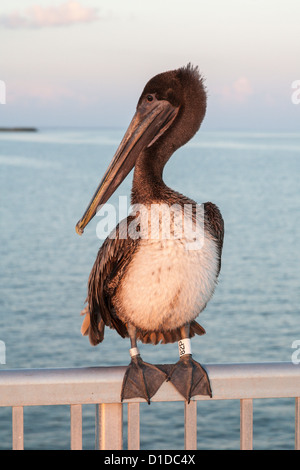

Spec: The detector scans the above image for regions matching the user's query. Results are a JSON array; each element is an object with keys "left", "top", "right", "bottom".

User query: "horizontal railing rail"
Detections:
[{"left": 0, "top": 362, "right": 299, "bottom": 450}]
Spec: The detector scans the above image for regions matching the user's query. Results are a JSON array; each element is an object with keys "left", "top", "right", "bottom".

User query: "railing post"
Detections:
[
  {"left": 127, "top": 403, "right": 140, "bottom": 450},
  {"left": 95, "top": 403, "right": 123, "bottom": 450},
  {"left": 184, "top": 400, "right": 197, "bottom": 450},
  {"left": 240, "top": 399, "right": 253, "bottom": 450},
  {"left": 296, "top": 397, "right": 300, "bottom": 450},
  {"left": 12, "top": 406, "right": 24, "bottom": 450},
  {"left": 70, "top": 404, "right": 82, "bottom": 450}
]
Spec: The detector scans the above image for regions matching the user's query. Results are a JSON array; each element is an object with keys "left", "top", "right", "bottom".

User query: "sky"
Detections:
[{"left": 0, "top": 0, "right": 300, "bottom": 130}]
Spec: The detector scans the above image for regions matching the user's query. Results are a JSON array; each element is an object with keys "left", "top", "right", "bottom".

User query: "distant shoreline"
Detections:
[{"left": 0, "top": 127, "right": 37, "bottom": 132}]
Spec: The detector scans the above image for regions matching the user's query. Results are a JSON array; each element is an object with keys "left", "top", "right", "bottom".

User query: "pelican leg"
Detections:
[
  {"left": 121, "top": 324, "right": 167, "bottom": 404},
  {"left": 167, "top": 324, "right": 212, "bottom": 403}
]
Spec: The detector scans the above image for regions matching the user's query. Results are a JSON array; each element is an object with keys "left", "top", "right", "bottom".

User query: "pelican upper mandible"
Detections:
[{"left": 76, "top": 64, "right": 224, "bottom": 403}]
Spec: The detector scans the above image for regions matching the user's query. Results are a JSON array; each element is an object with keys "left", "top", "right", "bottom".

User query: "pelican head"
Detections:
[{"left": 76, "top": 64, "right": 206, "bottom": 235}]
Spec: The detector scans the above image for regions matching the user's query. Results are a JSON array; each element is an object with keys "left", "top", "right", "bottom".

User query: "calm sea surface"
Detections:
[{"left": 0, "top": 128, "right": 300, "bottom": 449}]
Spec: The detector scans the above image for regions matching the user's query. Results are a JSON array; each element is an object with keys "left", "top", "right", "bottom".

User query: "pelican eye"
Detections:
[{"left": 146, "top": 94, "right": 154, "bottom": 102}]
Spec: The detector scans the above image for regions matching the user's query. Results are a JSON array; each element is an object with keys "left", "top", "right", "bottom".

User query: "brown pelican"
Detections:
[{"left": 76, "top": 64, "right": 224, "bottom": 403}]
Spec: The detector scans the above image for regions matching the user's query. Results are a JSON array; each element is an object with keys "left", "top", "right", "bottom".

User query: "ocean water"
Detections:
[{"left": 0, "top": 128, "right": 299, "bottom": 450}]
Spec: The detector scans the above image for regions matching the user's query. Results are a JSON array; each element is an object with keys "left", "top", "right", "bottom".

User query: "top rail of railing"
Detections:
[{"left": 0, "top": 362, "right": 299, "bottom": 407}]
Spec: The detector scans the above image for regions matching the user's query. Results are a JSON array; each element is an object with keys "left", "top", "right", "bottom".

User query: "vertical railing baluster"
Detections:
[
  {"left": 95, "top": 403, "right": 123, "bottom": 450},
  {"left": 240, "top": 399, "right": 253, "bottom": 450},
  {"left": 12, "top": 406, "right": 24, "bottom": 450},
  {"left": 70, "top": 404, "right": 82, "bottom": 450},
  {"left": 127, "top": 403, "right": 140, "bottom": 450},
  {"left": 295, "top": 397, "right": 300, "bottom": 450},
  {"left": 184, "top": 400, "right": 197, "bottom": 450}
]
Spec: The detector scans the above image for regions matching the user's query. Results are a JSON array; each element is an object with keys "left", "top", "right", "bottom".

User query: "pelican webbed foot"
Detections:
[
  {"left": 167, "top": 354, "right": 212, "bottom": 403},
  {"left": 121, "top": 354, "right": 167, "bottom": 404}
]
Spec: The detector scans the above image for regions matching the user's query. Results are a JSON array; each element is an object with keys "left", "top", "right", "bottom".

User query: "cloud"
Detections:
[
  {"left": 219, "top": 77, "right": 253, "bottom": 103},
  {"left": 0, "top": 1, "right": 99, "bottom": 29},
  {"left": 8, "top": 80, "right": 91, "bottom": 106}
]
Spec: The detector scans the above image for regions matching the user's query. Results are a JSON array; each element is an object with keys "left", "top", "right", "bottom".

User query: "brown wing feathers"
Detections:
[{"left": 80, "top": 204, "right": 223, "bottom": 346}]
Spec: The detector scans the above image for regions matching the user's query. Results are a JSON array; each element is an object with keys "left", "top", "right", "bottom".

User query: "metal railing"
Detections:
[{"left": 0, "top": 362, "right": 300, "bottom": 450}]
